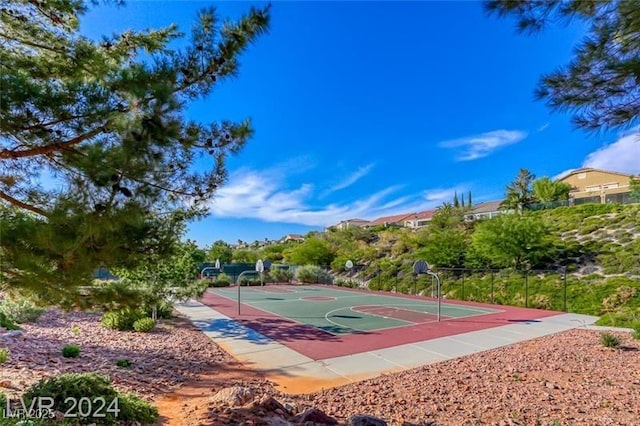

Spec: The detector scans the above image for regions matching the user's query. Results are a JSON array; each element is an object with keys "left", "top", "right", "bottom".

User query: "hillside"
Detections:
[{"left": 237, "top": 203, "right": 640, "bottom": 327}]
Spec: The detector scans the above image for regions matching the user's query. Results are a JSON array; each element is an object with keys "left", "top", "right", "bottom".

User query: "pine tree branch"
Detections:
[
  {"left": 0, "top": 127, "right": 104, "bottom": 159},
  {"left": 0, "top": 190, "right": 48, "bottom": 216},
  {"left": 15, "top": 111, "right": 111, "bottom": 132},
  {"left": 0, "top": 31, "right": 66, "bottom": 55}
]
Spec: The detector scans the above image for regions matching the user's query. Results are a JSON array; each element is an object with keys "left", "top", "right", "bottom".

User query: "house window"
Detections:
[{"left": 585, "top": 185, "right": 601, "bottom": 192}]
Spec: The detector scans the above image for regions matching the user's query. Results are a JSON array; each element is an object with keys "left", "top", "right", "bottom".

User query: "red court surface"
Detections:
[{"left": 200, "top": 287, "right": 560, "bottom": 360}]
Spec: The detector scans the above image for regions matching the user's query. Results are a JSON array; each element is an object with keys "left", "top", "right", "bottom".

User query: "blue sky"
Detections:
[{"left": 82, "top": 1, "right": 640, "bottom": 246}]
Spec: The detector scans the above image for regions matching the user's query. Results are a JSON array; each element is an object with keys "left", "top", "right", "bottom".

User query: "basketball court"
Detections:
[{"left": 177, "top": 284, "right": 598, "bottom": 393}]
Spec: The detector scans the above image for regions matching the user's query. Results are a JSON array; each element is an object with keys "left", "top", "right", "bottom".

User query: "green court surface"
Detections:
[{"left": 208, "top": 285, "right": 502, "bottom": 335}]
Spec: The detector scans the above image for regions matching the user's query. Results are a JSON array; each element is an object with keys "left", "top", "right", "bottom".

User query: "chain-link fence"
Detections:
[{"left": 436, "top": 268, "right": 568, "bottom": 311}]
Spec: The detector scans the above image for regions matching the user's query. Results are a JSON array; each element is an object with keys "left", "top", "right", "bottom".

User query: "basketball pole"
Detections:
[{"left": 427, "top": 270, "right": 441, "bottom": 322}]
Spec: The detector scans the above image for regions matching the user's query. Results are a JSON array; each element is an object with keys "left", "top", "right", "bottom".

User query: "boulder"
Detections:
[
  {"left": 291, "top": 408, "right": 338, "bottom": 425},
  {"left": 347, "top": 414, "right": 388, "bottom": 426},
  {"left": 210, "top": 386, "right": 254, "bottom": 407}
]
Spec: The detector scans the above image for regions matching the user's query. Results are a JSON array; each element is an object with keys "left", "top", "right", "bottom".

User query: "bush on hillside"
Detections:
[{"left": 295, "top": 265, "right": 333, "bottom": 284}]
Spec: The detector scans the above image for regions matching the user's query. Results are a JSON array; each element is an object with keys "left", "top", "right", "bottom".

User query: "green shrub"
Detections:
[
  {"left": 596, "top": 307, "right": 640, "bottom": 328},
  {"left": 0, "top": 311, "right": 19, "bottom": 330},
  {"left": 116, "top": 359, "right": 133, "bottom": 368},
  {"left": 118, "top": 392, "right": 159, "bottom": 424},
  {"left": 71, "top": 325, "right": 81, "bottom": 336},
  {"left": 271, "top": 267, "right": 294, "bottom": 283},
  {"left": 0, "top": 296, "right": 45, "bottom": 323},
  {"left": 631, "top": 322, "right": 640, "bottom": 340},
  {"left": 101, "top": 308, "right": 145, "bottom": 331},
  {"left": 295, "top": 265, "right": 334, "bottom": 284},
  {"left": 133, "top": 317, "right": 155, "bottom": 333},
  {"left": 213, "top": 272, "right": 231, "bottom": 286},
  {"left": 0, "top": 348, "right": 9, "bottom": 364},
  {"left": 600, "top": 332, "right": 621, "bottom": 348},
  {"left": 61, "top": 344, "right": 81, "bottom": 358},
  {"left": 23, "top": 373, "right": 158, "bottom": 424}
]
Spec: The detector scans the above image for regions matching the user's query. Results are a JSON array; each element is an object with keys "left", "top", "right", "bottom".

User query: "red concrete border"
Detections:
[{"left": 200, "top": 286, "right": 559, "bottom": 360}]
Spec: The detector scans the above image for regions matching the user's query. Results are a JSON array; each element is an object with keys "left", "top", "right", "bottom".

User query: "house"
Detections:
[
  {"left": 557, "top": 168, "right": 634, "bottom": 204},
  {"left": 366, "top": 212, "right": 415, "bottom": 228},
  {"left": 404, "top": 210, "right": 436, "bottom": 228},
  {"left": 281, "top": 234, "right": 305, "bottom": 243},
  {"left": 333, "top": 218, "right": 370, "bottom": 230},
  {"left": 464, "top": 200, "right": 506, "bottom": 221}
]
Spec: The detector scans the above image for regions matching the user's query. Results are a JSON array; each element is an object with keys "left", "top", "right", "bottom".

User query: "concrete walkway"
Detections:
[{"left": 176, "top": 300, "right": 599, "bottom": 394}]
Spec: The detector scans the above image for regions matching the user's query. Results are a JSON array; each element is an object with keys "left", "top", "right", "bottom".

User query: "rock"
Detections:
[
  {"left": 291, "top": 408, "right": 338, "bottom": 425},
  {"left": 1, "top": 330, "right": 24, "bottom": 339},
  {"left": 347, "top": 414, "right": 388, "bottom": 426},
  {"left": 283, "top": 401, "right": 298, "bottom": 414},
  {"left": 255, "top": 395, "right": 287, "bottom": 413},
  {"left": 211, "top": 386, "right": 255, "bottom": 407},
  {"left": 266, "top": 418, "right": 293, "bottom": 426}
]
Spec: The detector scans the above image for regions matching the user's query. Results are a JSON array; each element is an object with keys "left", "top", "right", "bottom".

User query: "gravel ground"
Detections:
[{"left": 1, "top": 310, "right": 639, "bottom": 425}]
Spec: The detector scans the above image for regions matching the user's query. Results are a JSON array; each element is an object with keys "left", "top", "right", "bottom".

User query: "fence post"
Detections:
[
  {"left": 461, "top": 271, "right": 465, "bottom": 301},
  {"left": 563, "top": 268, "right": 567, "bottom": 312},
  {"left": 524, "top": 269, "right": 529, "bottom": 308},
  {"left": 377, "top": 274, "right": 381, "bottom": 291},
  {"left": 490, "top": 270, "right": 495, "bottom": 304}
]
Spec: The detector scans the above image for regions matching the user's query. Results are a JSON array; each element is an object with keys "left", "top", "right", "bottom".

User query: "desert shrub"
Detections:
[
  {"left": 0, "top": 311, "right": 19, "bottom": 331},
  {"left": 632, "top": 323, "right": 640, "bottom": 340},
  {"left": 596, "top": 307, "right": 640, "bottom": 328},
  {"left": 602, "top": 286, "right": 638, "bottom": 312},
  {"left": 0, "top": 348, "right": 9, "bottom": 364},
  {"left": 61, "top": 344, "right": 81, "bottom": 358},
  {"left": 600, "top": 332, "right": 621, "bottom": 348},
  {"left": 295, "top": 265, "right": 333, "bottom": 284},
  {"left": 23, "top": 373, "right": 158, "bottom": 424},
  {"left": 0, "top": 296, "right": 44, "bottom": 323},
  {"left": 116, "top": 359, "right": 133, "bottom": 368},
  {"left": 212, "top": 272, "right": 231, "bottom": 286},
  {"left": 101, "top": 308, "right": 146, "bottom": 331},
  {"left": 117, "top": 392, "right": 159, "bottom": 424},
  {"left": 528, "top": 294, "right": 553, "bottom": 310},
  {"left": 271, "top": 267, "right": 294, "bottom": 283},
  {"left": 133, "top": 317, "right": 155, "bottom": 333}
]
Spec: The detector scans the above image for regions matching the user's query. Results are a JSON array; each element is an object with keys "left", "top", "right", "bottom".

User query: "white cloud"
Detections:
[
  {"left": 206, "top": 166, "right": 465, "bottom": 227},
  {"left": 553, "top": 132, "right": 640, "bottom": 180},
  {"left": 582, "top": 133, "right": 640, "bottom": 174},
  {"left": 537, "top": 123, "right": 550, "bottom": 132},
  {"left": 439, "top": 129, "right": 528, "bottom": 161},
  {"left": 326, "top": 163, "right": 375, "bottom": 193}
]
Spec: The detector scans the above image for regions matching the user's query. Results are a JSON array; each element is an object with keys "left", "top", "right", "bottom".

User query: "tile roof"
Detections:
[{"left": 368, "top": 212, "right": 415, "bottom": 226}]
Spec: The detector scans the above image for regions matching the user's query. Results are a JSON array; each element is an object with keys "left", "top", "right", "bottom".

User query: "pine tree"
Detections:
[
  {"left": 500, "top": 169, "right": 536, "bottom": 214},
  {"left": 467, "top": 191, "right": 472, "bottom": 209},
  {"left": 0, "top": 1, "right": 270, "bottom": 307},
  {"left": 486, "top": 0, "right": 640, "bottom": 131},
  {"left": 453, "top": 191, "right": 460, "bottom": 208}
]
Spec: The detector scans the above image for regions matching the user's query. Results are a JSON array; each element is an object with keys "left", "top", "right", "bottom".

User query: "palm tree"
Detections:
[
  {"left": 501, "top": 168, "right": 536, "bottom": 214},
  {"left": 532, "top": 177, "right": 572, "bottom": 203}
]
